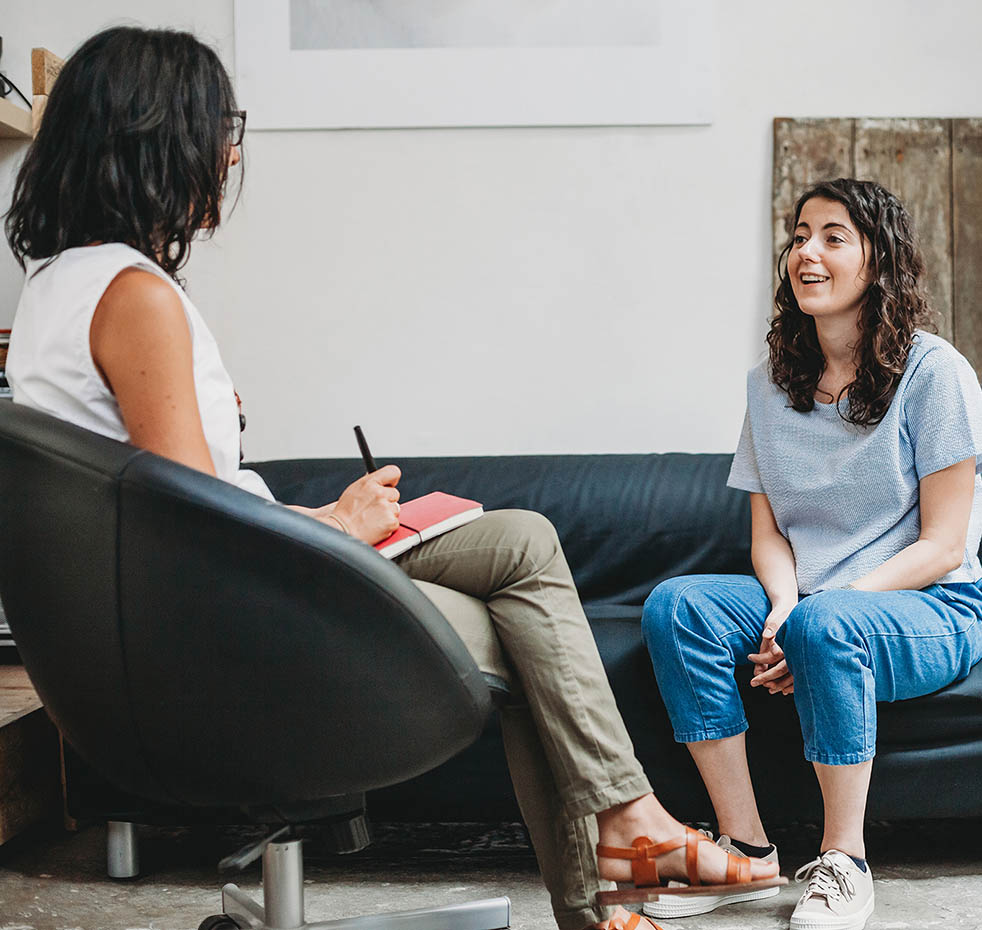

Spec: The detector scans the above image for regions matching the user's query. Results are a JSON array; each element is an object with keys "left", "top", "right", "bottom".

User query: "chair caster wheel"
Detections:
[{"left": 198, "top": 916, "right": 238, "bottom": 930}]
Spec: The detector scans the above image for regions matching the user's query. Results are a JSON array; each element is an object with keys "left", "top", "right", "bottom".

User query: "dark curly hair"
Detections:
[
  {"left": 768, "top": 178, "right": 936, "bottom": 426},
  {"left": 5, "top": 26, "right": 241, "bottom": 280}
]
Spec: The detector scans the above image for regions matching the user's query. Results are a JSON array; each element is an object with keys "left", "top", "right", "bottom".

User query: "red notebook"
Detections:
[{"left": 374, "top": 491, "right": 484, "bottom": 559}]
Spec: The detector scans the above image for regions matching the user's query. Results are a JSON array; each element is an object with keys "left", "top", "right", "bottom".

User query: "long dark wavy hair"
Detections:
[
  {"left": 5, "top": 26, "right": 241, "bottom": 280},
  {"left": 769, "top": 178, "right": 936, "bottom": 426}
]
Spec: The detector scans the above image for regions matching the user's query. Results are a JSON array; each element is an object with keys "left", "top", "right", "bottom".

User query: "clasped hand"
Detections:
[{"left": 748, "top": 604, "right": 795, "bottom": 695}]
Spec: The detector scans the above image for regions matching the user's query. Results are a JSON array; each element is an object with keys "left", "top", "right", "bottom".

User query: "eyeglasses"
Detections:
[{"left": 227, "top": 110, "right": 247, "bottom": 148}]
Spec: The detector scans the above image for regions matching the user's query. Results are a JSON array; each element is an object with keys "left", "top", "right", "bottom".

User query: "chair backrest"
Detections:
[{"left": 0, "top": 402, "right": 491, "bottom": 808}]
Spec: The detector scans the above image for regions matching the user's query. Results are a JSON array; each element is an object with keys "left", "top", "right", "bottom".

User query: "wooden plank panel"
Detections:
[
  {"left": 953, "top": 119, "right": 982, "bottom": 378},
  {"left": 773, "top": 118, "right": 854, "bottom": 292},
  {"left": 854, "top": 118, "right": 953, "bottom": 340}
]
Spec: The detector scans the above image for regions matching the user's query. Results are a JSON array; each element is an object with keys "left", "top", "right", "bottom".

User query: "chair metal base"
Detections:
[
  {"left": 213, "top": 839, "right": 511, "bottom": 930},
  {"left": 107, "top": 821, "right": 140, "bottom": 878}
]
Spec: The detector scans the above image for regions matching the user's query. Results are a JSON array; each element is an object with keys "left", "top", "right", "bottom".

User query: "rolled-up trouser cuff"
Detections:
[
  {"left": 555, "top": 903, "right": 614, "bottom": 930},
  {"left": 564, "top": 773, "right": 653, "bottom": 820},
  {"left": 673, "top": 721, "right": 748, "bottom": 744},
  {"left": 805, "top": 746, "right": 876, "bottom": 766}
]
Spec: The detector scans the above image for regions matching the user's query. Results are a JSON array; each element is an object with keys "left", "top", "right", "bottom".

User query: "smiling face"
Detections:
[{"left": 788, "top": 197, "right": 870, "bottom": 323}]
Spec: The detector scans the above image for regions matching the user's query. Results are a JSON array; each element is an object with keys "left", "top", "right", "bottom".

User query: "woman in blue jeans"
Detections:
[{"left": 641, "top": 178, "right": 982, "bottom": 930}]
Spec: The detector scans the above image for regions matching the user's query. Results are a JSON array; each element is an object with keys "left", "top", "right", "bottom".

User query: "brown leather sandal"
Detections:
[
  {"left": 596, "top": 826, "right": 787, "bottom": 905},
  {"left": 607, "top": 912, "right": 662, "bottom": 930}
]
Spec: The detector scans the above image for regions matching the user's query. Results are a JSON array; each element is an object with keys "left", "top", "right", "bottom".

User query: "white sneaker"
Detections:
[
  {"left": 641, "top": 832, "right": 780, "bottom": 919},
  {"left": 790, "top": 850, "right": 875, "bottom": 930}
]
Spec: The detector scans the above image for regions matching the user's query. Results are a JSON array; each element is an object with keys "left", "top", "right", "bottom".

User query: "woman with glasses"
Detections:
[{"left": 5, "top": 26, "right": 778, "bottom": 930}]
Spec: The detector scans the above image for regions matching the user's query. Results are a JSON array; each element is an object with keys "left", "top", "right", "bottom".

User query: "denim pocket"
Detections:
[
  {"left": 934, "top": 580, "right": 982, "bottom": 601},
  {"left": 930, "top": 583, "right": 982, "bottom": 633}
]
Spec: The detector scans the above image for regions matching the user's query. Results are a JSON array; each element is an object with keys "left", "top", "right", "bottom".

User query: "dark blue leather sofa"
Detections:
[{"left": 253, "top": 452, "right": 982, "bottom": 824}]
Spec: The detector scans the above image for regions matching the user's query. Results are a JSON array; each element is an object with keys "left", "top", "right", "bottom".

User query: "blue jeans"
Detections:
[{"left": 641, "top": 575, "right": 982, "bottom": 765}]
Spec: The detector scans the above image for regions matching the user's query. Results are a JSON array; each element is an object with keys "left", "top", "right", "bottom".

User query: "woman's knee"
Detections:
[
  {"left": 481, "top": 508, "right": 561, "bottom": 566},
  {"left": 642, "top": 576, "right": 708, "bottom": 646},
  {"left": 780, "top": 591, "right": 863, "bottom": 665}
]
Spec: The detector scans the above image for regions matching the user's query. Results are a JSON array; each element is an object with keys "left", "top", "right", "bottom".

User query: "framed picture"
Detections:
[{"left": 234, "top": 0, "right": 715, "bottom": 129}]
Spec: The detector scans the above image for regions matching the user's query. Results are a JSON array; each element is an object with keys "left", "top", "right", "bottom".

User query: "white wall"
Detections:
[{"left": 2, "top": 1, "right": 981, "bottom": 460}]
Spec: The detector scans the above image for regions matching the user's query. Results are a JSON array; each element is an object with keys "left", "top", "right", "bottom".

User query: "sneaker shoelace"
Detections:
[{"left": 794, "top": 854, "right": 856, "bottom": 904}]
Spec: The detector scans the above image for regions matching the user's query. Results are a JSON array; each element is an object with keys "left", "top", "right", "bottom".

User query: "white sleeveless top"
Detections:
[{"left": 7, "top": 243, "right": 274, "bottom": 500}]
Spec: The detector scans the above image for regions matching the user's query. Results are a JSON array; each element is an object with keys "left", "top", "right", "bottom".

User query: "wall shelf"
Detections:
[
  {"left": 0, "top": 49, "right": 64, "bottom": 140},
  {"left": 0, "top": 97, "right": 32, "bottom": 139}
]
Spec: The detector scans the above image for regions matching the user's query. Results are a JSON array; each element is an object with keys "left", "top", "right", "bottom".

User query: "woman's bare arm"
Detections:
[
  {"left": 747, "top": 492, "right": 800, "bottom": 693},
  {"left": 89, "top": 267, "right": 217, "bottom": 475},
  {"left": 750, "top": 492, "right": 799, "bottom": 613},
  {"left": 90, "top": 268, "right": 401, "bottom": 544},
  {"left": 849, "top": 457, "right": 976, "bottom": 591},
  {"left": 749, "top": 459, "right": 976, "bottom": 694}
]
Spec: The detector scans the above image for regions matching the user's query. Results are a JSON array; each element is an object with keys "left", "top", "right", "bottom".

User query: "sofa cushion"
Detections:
[{"left": 877, "top": 661, "right": 982, "bottom": 745}]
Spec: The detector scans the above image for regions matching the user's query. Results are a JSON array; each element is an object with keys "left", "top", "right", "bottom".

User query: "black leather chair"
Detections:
[{"left": 0, "top": 401, "right": 511, "bottom": 930}]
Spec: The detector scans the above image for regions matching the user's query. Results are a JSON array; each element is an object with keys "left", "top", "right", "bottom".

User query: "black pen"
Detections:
[{"left": 353, "top": 425, "right": 377, "bottom": 474}]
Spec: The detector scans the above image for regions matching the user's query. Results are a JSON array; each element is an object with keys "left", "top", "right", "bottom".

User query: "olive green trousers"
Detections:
[{"left": 397, "top": 509, "right": 651, "bottom": 930}]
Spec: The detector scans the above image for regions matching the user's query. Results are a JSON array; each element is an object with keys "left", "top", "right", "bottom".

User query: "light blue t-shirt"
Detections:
[{"left": 728, "top": 332, "right": 982, "bottom": 594}]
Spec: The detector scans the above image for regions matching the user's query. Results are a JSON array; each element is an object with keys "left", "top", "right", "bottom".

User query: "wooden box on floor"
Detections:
[{"left": 0, "top": 665, "right": 61, "bottom": 845}]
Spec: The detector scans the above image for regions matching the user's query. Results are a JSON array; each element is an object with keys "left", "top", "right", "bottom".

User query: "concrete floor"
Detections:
[{"left": 1, "top": 819, "right": 980, "bottom": 930}]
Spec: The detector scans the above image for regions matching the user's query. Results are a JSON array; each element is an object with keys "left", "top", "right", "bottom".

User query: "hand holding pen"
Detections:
[
  {"left": 354, "top": 425, "right": 401, "bottom": 520},
  {"left": 322, "top": 426, "right": 401, "bottom": 542}
]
